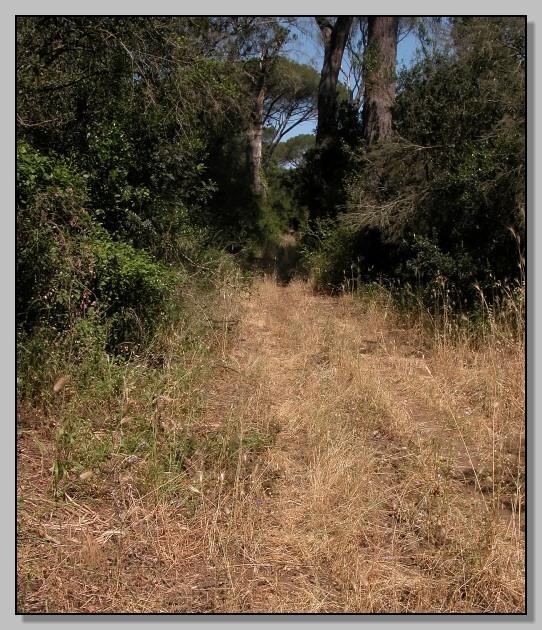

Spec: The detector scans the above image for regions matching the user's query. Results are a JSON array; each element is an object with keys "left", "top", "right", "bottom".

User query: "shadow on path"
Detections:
[{"left": 256, "top": 233, "right": 307, "bottom": 284}]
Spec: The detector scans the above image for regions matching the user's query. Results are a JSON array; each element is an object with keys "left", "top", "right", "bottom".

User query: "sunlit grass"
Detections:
[{"left": 17, "top": 273, "right": 524, "bottom": 613}]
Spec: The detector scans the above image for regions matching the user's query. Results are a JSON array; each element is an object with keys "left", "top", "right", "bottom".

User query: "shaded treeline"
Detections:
[{"left": 297, "top": 17, "right": 525, "bottom": 318}]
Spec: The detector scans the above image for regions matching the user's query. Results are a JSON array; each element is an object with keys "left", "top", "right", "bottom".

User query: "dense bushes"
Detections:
[
  {"left": 17, "top": 141, "right": 179, "bottom": 397},
  {"left": 294, "top": 101, "right": 364, "bottom": 225},
  {"left": 300, "top": 18, "right": 525, "bottom": 311},
  {"left": 16, "top": 17, "right": 263, "bottom": 401}
]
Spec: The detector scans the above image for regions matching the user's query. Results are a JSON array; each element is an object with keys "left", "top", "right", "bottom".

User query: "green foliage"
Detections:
[
  {"left": 403, "top": 234, "right": 478, "bottom": 308},
  {"left": 16, "top": 16, "right": 273, "bottom": 403},
  {"left": 84, "top": 232, "right": 177, "bottom": 350},
  {"left": 332, "top": 17, "right": 525, "bottom": 310},
  {"left": 17, "top": 17, "right": 249, "bottom": 257},
  {"left": 272, "top": 134, "right": 315, "bottom": 168},
  {"left": 293, "top": 101, "right": 364, "bottom": 226},
  {"left": 17, "top": 142, "right": 178, "bottom": 399},
  {"left": 261, "top": 58, "right": 319, "bottom": 163},
  {"left": 301, "top": 219, "right": 398, "bottom": 293},
  {"left": 204, "top": 129, "right": 264, "bottom": 246},
  {"left": 17, "top": 142, "right": 90, "bottom": 330},
  {"left": 17, "top": 16, "right": 284, "bottom": 405},
  {"left": 301, "top": 219, "right": 357, "bottom": 292},
  {"left": 263, "top": 162, "right": 304, "bottom": 232}
]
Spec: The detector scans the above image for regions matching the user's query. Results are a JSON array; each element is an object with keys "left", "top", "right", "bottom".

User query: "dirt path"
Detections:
[
  {"left": 17, "top": 275, "right": 524, "bottom": 613},
  {"left": 194, "top": 277, "right": 523, "bottom": 612}
]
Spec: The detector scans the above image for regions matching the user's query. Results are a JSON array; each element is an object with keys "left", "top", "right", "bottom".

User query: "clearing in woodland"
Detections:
[{"left": 17, "top": 275, "right": 525, "bottom": 613}]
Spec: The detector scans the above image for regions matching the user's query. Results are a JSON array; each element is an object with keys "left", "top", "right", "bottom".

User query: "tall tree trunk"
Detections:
[
  {"left": 361, "top": 17, "right": 398, "bottom": 144},
  {"left": 248, "top": 83, "right": 266, "bottom": 198},
  {"left": 315, "top": 16, "right": 353, "bottom": 149}
]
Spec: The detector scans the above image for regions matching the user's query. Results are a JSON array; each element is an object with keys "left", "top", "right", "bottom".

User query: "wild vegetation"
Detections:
[{"left": 17, "top": 16, "right": 525, "bottom": 613}]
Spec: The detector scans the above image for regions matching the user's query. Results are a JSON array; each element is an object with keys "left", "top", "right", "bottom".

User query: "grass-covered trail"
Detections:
[{"left": 17, "top": 276, "right": 524, "bottom": 613}]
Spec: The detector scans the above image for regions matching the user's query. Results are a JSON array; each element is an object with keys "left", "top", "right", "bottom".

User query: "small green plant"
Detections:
[{"left": 51, "top": 458, "right": 69, "bottom": 499}]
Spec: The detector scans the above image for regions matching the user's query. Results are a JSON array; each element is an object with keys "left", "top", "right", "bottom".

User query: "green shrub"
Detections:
[
  {"left": 301, "top": 219, "right": 399, "bottom": 294},
  {"left": 17, "top": 142, "right": 179, "bottom": 398},
  {"left": 329, "top": 19, "right": 525, "bottom": 312},
  {"left": 87, "top": 232, "right": 177, "bottom": 351},
  {"left": 17, "top": 141, "right": 91, "bottom": 331}
]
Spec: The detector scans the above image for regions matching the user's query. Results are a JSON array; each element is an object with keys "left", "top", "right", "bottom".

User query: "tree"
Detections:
[
  {"left": 261, "top": 58, "right": 319, "bottom": 168},
  {"left": 17, "top": 17, "right": 247, "bottom": 251},
  {"left": 342, "top": 17, "right": 525, "bottom": 307},
  {"left": 233, "top": 18, "right": 295, "bottom": 198},
  {"left": 315, "top": 16, "right": 354, "bottom": 148},
  {"left": 272, "top": 134, "right": 315, "bottom": 169},
  {"left": 341, "top": 17, "right": 418, "bottom": 111},
  {"left": 361, "top": 17, "right": 399, "bottom": 144}
]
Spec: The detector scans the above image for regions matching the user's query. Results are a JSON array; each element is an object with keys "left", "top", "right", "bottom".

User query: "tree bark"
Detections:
[
  {"left": 315, "top": 16, "right": 353, "bottom": 149},
  {"left": 248, "top": 83, "right": 266, "bottom": 198},
  {"left": 361, "top": 17, "right": 399, "bottom": 144}
]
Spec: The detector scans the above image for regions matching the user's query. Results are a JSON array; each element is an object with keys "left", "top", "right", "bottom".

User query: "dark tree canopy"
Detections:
[
  {"left": 262, "top": 58, "right": 319, "bottom": 167},
  {"left": 272, "top": 134, "right": 316, "bottom": 168}
]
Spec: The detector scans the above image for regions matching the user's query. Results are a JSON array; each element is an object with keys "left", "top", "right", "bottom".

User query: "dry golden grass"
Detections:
[{"left": 17, "top": 274, "right": 525, "bottom": 613}]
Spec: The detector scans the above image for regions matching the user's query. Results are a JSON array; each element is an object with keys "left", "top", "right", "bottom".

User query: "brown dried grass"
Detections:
[{"left": 17, "top": 275, "right": 525, "bottom": 613}]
